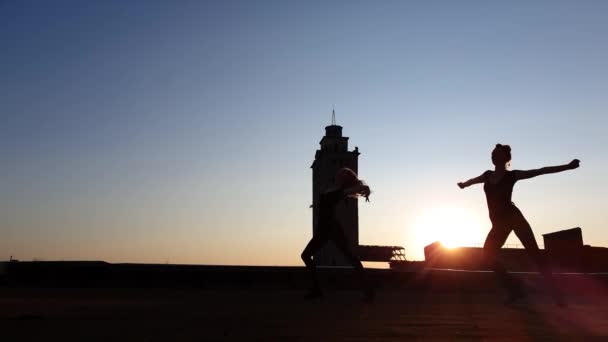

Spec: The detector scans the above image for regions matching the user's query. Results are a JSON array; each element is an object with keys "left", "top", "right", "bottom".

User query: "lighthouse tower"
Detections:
[{"left": 310, "top": 110, "right": 360, "bottom": 266}]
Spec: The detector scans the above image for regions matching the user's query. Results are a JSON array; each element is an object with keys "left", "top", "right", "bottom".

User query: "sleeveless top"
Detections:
[{"left": 483, "top": 170, "right": 518, "bottom": 221}]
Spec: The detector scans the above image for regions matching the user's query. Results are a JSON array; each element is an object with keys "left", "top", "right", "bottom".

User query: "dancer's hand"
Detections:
[
  {"left": 360, "top": 185, "right": 371, "bottom": 198},
  {"left": 357, "top": 185, "right": 371, "bottom": 202},
  {"left": 457, "top": 182, "right": 466, "bottom": 189},
  {"left": 568, "top": 159, "right": 580, "bottom": 169}
]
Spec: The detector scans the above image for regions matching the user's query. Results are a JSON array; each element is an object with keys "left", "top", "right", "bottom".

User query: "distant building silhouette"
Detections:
[
  {"left": 311, "top": 111, "right": 360, "bottom": 266},
  {"left": 543, "top": 227, "right": 583, "bottom": 251},
  {"left": 424, "top": 227, "right": 608, "bottom": 272}
]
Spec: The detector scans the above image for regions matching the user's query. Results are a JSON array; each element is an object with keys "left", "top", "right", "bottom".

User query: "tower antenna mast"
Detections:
[{"left": 331, "top": 106, "right": 336, "bottom": 126}]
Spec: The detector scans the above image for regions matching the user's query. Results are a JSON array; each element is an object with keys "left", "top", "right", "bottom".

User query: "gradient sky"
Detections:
[{"left": 2, "top": 1, "right": 608, "bottom": 264}]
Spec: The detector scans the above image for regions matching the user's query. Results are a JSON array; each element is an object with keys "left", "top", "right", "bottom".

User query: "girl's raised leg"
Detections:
[{"left": 301, "top": 234, "right": 327, "bottom": 298}]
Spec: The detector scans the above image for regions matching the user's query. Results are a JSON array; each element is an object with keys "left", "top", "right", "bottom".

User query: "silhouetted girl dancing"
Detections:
[
  {"left": 458, "top": 144, "right": 580, "bottom": 305},
  {"left": 301, "top": 167, "right": 374, "bottom": 301}
]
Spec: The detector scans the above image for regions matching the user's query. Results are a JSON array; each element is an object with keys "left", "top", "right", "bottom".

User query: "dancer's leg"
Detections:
[
  {"left": 483, "top": 222, "right": 523, "bottom": 300},
  {"left": 510, "top": 209, "right": 542, "bottom": 261},
  {"left": 331, "top": 229, "right": 374, "bottom": 301},
  {"left": 511, "top": 210, "right": 565, "bottom": 306},
  {"left": 331, "top": 230, "right": 363, "bottom": 270},
  {"left": 301, "top": 234, "right": 327, "bottom": 296}
]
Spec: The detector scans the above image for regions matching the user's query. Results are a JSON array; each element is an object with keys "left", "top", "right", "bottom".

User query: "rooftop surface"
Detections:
[
  {"left": 2, "top": 288, "right": 607, "bottom": 341},
  {"left": 1, "top": 262, "right": 608, "bottom": 340}
]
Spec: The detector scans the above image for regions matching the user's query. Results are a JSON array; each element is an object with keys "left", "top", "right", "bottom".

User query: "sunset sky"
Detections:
[{"left": 2, "top": 1, "right": 608, "bottom": 264}]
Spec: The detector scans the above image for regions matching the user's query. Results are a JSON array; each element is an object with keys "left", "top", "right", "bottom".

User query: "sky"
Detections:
[{"left": 2, "top": 0, "right": 608, "bottom": 264}]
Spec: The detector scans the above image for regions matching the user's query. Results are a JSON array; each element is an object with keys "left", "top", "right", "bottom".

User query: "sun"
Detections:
[{"left": 413, "top": 207, "right": 486, "bottom": 250}]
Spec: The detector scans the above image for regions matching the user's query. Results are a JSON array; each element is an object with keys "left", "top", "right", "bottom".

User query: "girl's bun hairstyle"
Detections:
[
  {"left": 496, "top": 143, "right": 511, "bottom": 153},
  {"left": 492, "top": 143, "right": 512, "bottom": 166}
]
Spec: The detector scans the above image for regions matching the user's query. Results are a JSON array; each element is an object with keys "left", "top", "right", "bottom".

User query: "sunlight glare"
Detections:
[{"left": 413, "top": 207, "right": 485, "bottom": 250}]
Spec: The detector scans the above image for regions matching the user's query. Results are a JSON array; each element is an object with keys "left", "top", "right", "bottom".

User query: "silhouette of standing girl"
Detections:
[
  {"left": 301, "top": 168, "right": 374, "bottom": 301},
  {"left": 458, "top": 144, "right": 580, "bottom": 305}
]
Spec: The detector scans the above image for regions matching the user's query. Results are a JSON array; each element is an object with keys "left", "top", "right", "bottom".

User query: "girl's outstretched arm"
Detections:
[
  {"left": 514, "top": 159, "right": 580, "bottom": 181},
  {"left": 458, "top": 172, "right": 487, "bottom": 189},
  {"left": 344, "top": 183, "right": 371, "bottom": 201}
]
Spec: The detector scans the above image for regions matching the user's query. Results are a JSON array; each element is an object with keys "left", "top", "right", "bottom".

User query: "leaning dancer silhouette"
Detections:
[
  {"left": 458, "top": 144, "right": 580, "bottom": 306},
  {"left": 301, "top": 167, "right": 374, "bottom": 301}
]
